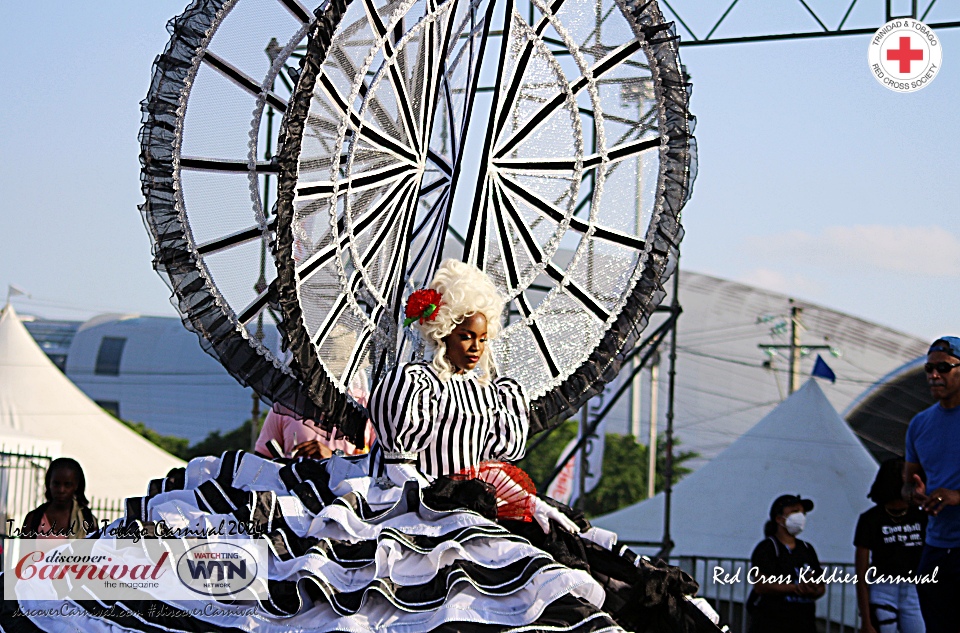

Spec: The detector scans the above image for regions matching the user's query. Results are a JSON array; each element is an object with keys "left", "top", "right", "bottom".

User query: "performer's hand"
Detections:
[
  {"left": 907, "top": 473, "right": 928, "bottom": 506},
  {"left": 291, "top": 439, "right": 333, "bottom": 459},
  {"left": 532, "top": 498, "right": 580, "bottom": 534},
  {"left": 922, "top": 488, "right": 960, "bottom": 516}
]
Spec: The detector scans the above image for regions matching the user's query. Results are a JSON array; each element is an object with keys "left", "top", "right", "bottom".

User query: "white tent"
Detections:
[
  {"left": 0, "top": 304, "right": 184, "bottom": 504},
  {"left": 593, "top": 379, "right": 878, "bottom": 564}
]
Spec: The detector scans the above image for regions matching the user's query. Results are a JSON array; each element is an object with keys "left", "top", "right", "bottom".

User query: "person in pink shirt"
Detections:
[
  {"left": 254, "top": 404, "right": 376, "bottom": 458},
  {"left": 254, "top": 373, "right": 375, "bottom": 458}
]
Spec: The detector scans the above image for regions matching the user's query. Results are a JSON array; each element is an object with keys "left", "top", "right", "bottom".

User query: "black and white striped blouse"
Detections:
[{"left": 367, "top": 362, "right": 529, "bottom": 481}]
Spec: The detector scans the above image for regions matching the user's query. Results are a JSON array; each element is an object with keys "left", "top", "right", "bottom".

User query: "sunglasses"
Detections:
[{"left": 924, "top": 361, "right": 960, "bottom": 374}]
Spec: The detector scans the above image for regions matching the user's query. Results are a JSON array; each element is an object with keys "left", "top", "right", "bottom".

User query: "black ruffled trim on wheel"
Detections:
[
  {"left": 138, "top": 0, "right": 329, "bottom": 424},
  {"left": 526, "top": 1, "right": 696, "bottom": 435},
  {"left": 273, "top": 0, "right": 369, "bottom": 445}
]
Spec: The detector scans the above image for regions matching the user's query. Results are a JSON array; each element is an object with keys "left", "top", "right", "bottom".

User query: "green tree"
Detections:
[
  {"left": 121, "top": 420, "right": 190, "bottom": 459},
  {"left": 184, "top": 416, "right": 263, "bottom": 460},
  {"left": 121, "top": 414, "right": 266, "bottom": 461},
  {"left": 517, "top": 420, "right": 698, "bottom": 518}
]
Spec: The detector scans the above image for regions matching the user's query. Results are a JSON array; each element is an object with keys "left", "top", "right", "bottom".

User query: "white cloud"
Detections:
[
  {"left": 739, "top": 268, "right": 823, "bottom": 296},
  {"left": 745, "top": 225, "right": 960, "bottom": 277}
]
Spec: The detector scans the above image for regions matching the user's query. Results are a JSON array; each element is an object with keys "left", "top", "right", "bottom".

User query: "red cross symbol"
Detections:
[{"left": 887, "top": 36, "right": 924, "bottom": 73}]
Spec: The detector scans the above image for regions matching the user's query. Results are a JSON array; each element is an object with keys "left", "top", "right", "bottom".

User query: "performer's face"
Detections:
[{"left": 443, "top": 313, "right": 487, "bottom": 373}]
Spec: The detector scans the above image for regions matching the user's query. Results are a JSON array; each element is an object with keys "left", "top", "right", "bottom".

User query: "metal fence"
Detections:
[
  {"left": 89, "top": 497, "right": 126, "bottom": 525},
  {"left": 0, "top": 449, "right": 52, "bottom": 534},
  {"left": 0, "top": 450, "right": 126, "bottom": 536},
  {"left": 672, "top": 555, "right": 859, "bottom": 633}
]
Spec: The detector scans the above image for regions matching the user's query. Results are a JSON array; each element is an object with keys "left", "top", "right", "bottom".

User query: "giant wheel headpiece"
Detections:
[{"left": 140, "top": 0, "right": 696, "bottom": 443}]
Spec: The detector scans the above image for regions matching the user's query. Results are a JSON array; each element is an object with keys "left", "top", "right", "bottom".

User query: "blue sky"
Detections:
[{"left": 1, "top": 1, "right": 957, "bottom": 341}]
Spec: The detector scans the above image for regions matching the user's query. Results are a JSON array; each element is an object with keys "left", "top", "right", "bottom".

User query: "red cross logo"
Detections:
[{"left": 886, "top": 36, "right": 924, "bottom": 73}]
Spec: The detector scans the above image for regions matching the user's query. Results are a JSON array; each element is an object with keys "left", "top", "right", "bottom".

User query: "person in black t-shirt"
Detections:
[
  {"left": 854, "top": 458, "right": 926, "bottom": 633},
  {"left": 747, "top": 494, "right": 825, "bottom": 633}
]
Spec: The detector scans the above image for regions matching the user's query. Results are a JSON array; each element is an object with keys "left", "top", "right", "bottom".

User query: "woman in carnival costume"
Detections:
[{"left": 2, "top": 260, "right": 719, "bottom": 633}]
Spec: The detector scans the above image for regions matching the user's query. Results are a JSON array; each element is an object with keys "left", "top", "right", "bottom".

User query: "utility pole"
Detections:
[
  {"left": 789, "top": 304, "right": 802, "bottom": 394},
  {"left": 646, "top": 355, "right": 659, "bottom": 500},
  {"left": 630, "top": 357, "right": 642, "bottom": 442},
  {"left": 759, "top": 300, "right": 831, "bottom": 395}
]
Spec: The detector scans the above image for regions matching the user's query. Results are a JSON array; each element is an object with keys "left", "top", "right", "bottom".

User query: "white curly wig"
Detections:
[{"left": 413, "top": 259, "right": 505, "bottom": 383}]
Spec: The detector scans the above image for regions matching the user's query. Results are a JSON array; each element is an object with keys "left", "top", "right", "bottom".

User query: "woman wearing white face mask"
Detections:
[{"left": 745, "top": 494, "right": 826, "bottom": 633}]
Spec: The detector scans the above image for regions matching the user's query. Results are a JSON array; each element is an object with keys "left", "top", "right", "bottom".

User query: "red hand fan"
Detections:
[{"left": 455, "top": 462, "right": 536, "bottom": 522}]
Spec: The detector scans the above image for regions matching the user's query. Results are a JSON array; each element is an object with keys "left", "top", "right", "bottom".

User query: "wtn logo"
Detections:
[{"left": 185, "top": 559, "right": 247, "bottom": 581}]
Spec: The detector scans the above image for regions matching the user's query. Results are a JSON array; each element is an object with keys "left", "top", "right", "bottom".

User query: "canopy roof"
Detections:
[
  {"left": 0, "top": 304, "right": 184, "bottom": 502},
  {"left": 594, "top": 379, "right": 878, "bottom": 563}
]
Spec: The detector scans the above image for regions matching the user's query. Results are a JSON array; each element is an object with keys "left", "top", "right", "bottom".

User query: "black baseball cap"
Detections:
[{"left": 769, "top": 494, "right": 814, "bottom": 519}]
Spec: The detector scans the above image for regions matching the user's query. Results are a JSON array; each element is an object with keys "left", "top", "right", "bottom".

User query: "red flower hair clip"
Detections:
[{"left": 403, "top": 289, "right": 443, "bottom": 327}]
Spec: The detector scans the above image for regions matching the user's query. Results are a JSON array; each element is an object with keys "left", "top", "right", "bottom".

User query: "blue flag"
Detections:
[{"left": 812, "top": 354, "right": 836, "bottom": 383}]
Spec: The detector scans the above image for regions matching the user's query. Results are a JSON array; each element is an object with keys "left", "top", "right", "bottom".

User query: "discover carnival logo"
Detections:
[
  {"left": 869, "top": 18, "right": 942, "bottom": 92},
  {"left": 4, "top": 538, "right": 268, "bottom": 601}
]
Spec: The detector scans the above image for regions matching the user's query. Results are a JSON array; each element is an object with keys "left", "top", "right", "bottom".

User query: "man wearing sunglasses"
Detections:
[{"left": 903, "top": 336, "right": 960, "bottom": 633}]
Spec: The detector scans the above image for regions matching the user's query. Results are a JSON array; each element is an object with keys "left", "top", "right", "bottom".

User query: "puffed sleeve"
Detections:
[
  {"left": 482, "top": 377, "right": 530, "bottom": 462},
  {"left": 368, "top": 364, "right": 440, "bottom": 458}
]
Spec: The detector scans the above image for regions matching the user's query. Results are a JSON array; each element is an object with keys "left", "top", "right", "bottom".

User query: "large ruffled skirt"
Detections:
[{"left": 1, "top": 451, "right": 716, "bottom": 633}]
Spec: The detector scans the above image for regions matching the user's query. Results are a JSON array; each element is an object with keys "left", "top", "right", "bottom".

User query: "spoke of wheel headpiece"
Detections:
[
  {"left": 180, "top": 157, "right": 280, "bottom": 173},
  {"left": 310, "top": 271, "right": 362, "bottom": 347},
  {"left": 276, "top": 0, "right": 312, "bottom": 23},
  {"left": 494, "top": 180, "right": 545, "bottom": 265},
  {"left": 417, "top": 0, "right": 439, "bottom": 148},
  {"left": 202, "top": 52, "right": 288, "bottom": 111},
  {"left": 544, "top": 263, "right": 609, "bottom": 321},
  {"left": 196, "top": 217, "right": 279, "bottom": 256},
  {"left": 408, "top": 187, "right": 450, "bottom": 273},
  {"left": 466, "top": 0, "right": 515, "bottom": 267},
  {"left": 418, "top": 175, "right": 449, "bottom": 199},
  {"left": 383, "top": 60, "right": 423, "bottom": 157},
  {"left": 317, "top": 74, "right": 417, "bottom": 164},
  {"left": 297, "top": 181, "right": 335, "bottom": 199},
  {"left": 411, "top": 182, "right": 449, "bottom": 240},
  {"left": 492, "top": 0, "right": 571, "bottom": 140},
  {"left": 494, "top": 38, "right": 643, "bottom": 158},
  {"left": 297, "top": 174, "right": 415, "bottom": 283},
  {"left": 498, "top": 175, "right": 645, "bottom": 250},
  {"left": 515, "top": 290, "right": 560, "bottom": 378},
  {"left": 297, "top": 162, "right": 413, "bottom": 201},
  {"left": 495, "top": 137, "right": 659, "bottom": 172},
  {"left": 342, "top": 328, "right": 373, "bottom": 387},
  {"left": 361, "top": 178, "right": 418, "bottom": 268},
  {"left": 237, "top": 280, "right": 278, "bottom": 325},
  {"left": 490, "top": 184, "right": 522, "bottom": 291},
  {"left": 360, "top": 0, "right": 422, "bottom": 155},
  {"left": 381, "top": 184, "right": 422, "bottom": 326},
  {"left": 361, "top": 0, "right": 388, "bottom": 38},
  {"left": 420, "top": 0, "right": 460, "bottom": 176},
  {"left": 464, "top": 179, "right": 491, "bottom": 267},
  {"left": 319, "top": 39, "right": 396, "bottom": 136}
]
